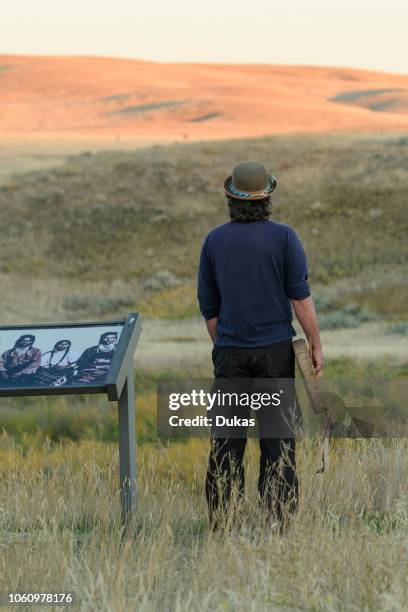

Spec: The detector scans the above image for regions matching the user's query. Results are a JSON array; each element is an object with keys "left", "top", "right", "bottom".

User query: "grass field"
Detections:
[
  {"left": 0, "top": 359, "right": 407, "bottom": 610},
  {"left": 0, "top": 132, "right": 407, "bottom": 610},
  {"left": 0, "top": 436, "right": 407, "bottom": 610},
  {"left": 0, "top": 132, "right": 407, "bottom": 320}
]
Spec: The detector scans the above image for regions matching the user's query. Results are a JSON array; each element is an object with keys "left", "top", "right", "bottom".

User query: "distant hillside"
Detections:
[
  {"left": 0, "top": 133, "right": 407, "bottom": 322},
  {"left": 0, "top": 56, "right": 408, "bottom": 139}
]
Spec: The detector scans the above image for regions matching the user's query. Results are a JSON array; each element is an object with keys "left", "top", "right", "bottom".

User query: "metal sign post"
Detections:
[
  {"left": 0, "top": 313, "right": 142, "bottom": 524},
  {"left": 105, "top": 314, "right": 141, "bottom": 523},
  {"left": 118, "top": 369, "right": 137, "bottom": 522}
]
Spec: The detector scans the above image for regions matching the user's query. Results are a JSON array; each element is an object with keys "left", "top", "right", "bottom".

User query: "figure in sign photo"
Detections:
[
  {"left": 0, "top": 335, "right": 42, "bottom": 386},
  {"left": 76, "top": 332, "right": 119, "bottom": 384},
  {"left": 34, "top": 339, "right": 79, "bottom": 387}
]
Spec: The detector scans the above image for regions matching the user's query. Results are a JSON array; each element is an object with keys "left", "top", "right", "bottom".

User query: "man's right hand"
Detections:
[
  {"left": 291, "top": 296, "right": 324, "bottom": 378},
  {"left": 312, "top": 345, "right": 324, "bottom": 378}
]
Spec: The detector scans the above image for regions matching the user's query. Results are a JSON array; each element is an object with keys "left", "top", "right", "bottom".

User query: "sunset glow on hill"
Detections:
[{"left": 1, "top": 55, "right": 407, "bottom": 141}]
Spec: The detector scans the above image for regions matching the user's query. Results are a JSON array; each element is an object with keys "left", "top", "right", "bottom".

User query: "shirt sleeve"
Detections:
[
  {"left": 23, "top": 348, "right": 41, "bottom": 374},
  {"left": 76, "top": 348, "right": 92, "bottom": 371},
  {"left": 284, "top": 228, "right": 310, "bottom": 300},
  {"left": 0, "top": 351, "right": 7, "bottom": 373},
  {"left": 197, "top": 236, "right": 221, "bottom": 320}
]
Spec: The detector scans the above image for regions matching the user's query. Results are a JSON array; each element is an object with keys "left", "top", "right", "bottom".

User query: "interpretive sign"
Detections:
[{"left": 0, "top": 313, "right": 142, "bottom": 522}]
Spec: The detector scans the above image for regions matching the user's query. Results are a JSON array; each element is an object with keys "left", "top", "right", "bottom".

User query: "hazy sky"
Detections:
[{"left": 1, "top": 0, "right": 407, "bottom": 73}]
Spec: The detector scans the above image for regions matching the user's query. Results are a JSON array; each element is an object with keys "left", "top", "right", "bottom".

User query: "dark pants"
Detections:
[{"left": 205, "top": 340, "right": 299, "bottom": 530}]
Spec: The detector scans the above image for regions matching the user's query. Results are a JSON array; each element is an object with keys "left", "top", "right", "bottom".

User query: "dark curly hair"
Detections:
[{"left": 227, "top": 196, "right": 272, "bottom": 222}]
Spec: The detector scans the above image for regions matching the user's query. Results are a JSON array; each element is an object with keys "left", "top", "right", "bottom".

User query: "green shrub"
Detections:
[
  {"left": 318, "top": 303, "right": 378, "bottom": 330},
  {"left": 387, "top": 321, "right": 408, "bottom": 335}
]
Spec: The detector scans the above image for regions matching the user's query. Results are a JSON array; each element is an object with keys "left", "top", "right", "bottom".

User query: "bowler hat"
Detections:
[{"left": 224, "top": 161, "right": 277, "bottom": 201}]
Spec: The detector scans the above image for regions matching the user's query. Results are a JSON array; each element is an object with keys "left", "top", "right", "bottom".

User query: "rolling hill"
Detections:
[{"left": 0, "top": 55, "right": 408, "bottom": 140}]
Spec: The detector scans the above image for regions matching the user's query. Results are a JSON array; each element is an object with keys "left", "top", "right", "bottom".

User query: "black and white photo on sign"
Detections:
[{"left": 0, "top": 324, "right": 123, "bottom": 388}]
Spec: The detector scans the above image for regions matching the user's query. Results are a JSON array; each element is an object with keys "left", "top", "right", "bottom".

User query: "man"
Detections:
[
  {"left": 197, "top": 161, "right": 323, "bottom": 531},
  {"left": 0, "top": 334, "right": 41, "bottom": 386},
  {"left": 76, "top": 331, "right": 118, "bottom": 383}
]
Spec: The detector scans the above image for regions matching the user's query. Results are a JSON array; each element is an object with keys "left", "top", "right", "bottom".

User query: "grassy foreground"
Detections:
[{"left": 0, "top": 435, "right": 407, "bottom": 611}]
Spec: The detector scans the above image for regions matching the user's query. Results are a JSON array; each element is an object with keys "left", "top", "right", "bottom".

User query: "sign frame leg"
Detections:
[{"left": 118, "top": 369, "right": 136, "bottom": 524}]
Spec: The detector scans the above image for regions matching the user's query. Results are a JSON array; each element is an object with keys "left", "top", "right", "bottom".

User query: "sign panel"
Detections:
[{"left": 0, "top": 321, "right": 125, "bottom": 396}]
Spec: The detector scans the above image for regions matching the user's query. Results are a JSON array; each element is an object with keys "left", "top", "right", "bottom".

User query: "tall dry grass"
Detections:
[{"left": 0, "top": 435, "right": 407, "bottom": 610}]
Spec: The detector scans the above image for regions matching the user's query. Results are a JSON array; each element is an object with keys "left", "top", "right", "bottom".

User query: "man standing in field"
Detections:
[{"left": 197, "top": 161, "right": 323, "bottom": 531}]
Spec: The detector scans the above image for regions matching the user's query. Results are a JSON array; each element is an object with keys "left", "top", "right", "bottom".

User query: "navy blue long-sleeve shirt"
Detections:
[{"left": 197, "top": 220, "right": 310, "bottom": 347}]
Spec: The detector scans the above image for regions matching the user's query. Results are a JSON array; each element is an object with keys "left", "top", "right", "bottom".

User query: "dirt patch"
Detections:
[
  {"left": 331, "top": 88, "right": 408, "bottom": 113},
  {"left": 189, "top": 112, "right": 222, "bottom": 123},
  {"left": 101, "top": 92, "right": 132, "bottom": 102},
  {"left": 107, "top": 99, "right": 191, "bottom": 116},
  {"left": 0, "top": 64, "right": 15, "bottom": 73},
  {"left": 138, "top": 319, "right": 408, "bottom": 373},
  {"left": 331, "top": 88, "right": 403, "bottom": 102}
]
